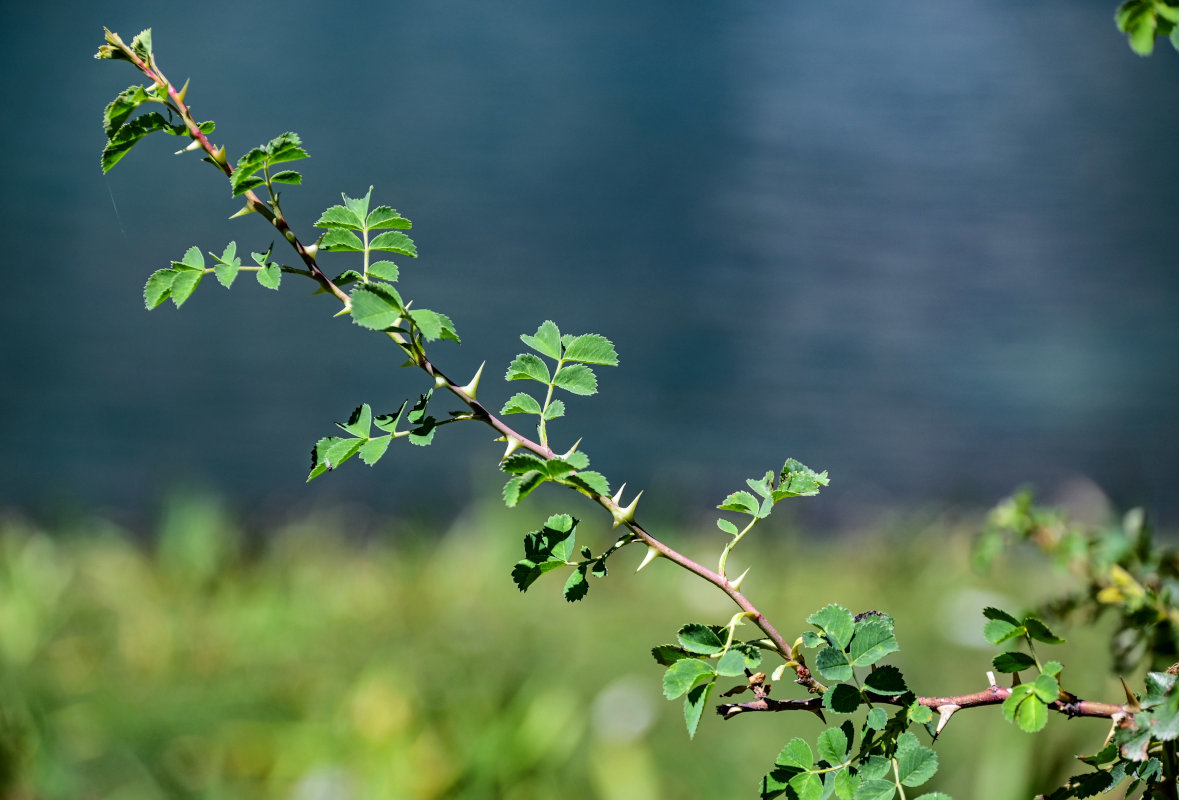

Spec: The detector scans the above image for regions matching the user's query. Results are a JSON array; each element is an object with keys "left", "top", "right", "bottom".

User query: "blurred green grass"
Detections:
[{"left": 0, "top": 494, "right": 1139, "bottom": 799}]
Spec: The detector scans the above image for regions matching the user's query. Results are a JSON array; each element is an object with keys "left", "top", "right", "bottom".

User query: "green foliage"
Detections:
[{"left": 1116, "top": 0, "right": 1179, "bottom": 55}]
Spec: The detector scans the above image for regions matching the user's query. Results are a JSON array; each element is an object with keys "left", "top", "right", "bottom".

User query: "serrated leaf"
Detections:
[
  {"left": 409, "top": 308, "right": 459, "bottom": 343},
  {"left": 366, "top": 206, "right": 411, "bottom": 230},
  {"left": 103, "top": 85, "right": 149, "bottom": 137},
  {"left": 561, "top": 450, "right": 590, "bottom": 470},
  {"left": 864, "top": 664, "right": 907, "bottom": 695},
  {"left": 502, "top": 452, "right": 549, "bottom": 475},
  {"left": 564, "top": 566, "right": 589, "bottom": 602},
  {"left": 351, "top": 284, "right": 404, "bottom": 330},
  {"left": 1003, "top": 686, "right": 1048, "bottom": 732},
  {"left": 368, "top": 260, "right": 399, "bottom": 281},
  {"left": 717, "top": 518, "right": 739, "bottom": 536},
  {"left": 663, "top": 658, "right": 715, "bottom": 699},
  {"left": 1032, "top": 673, "right": 1060, "bottom": 703},
  {"left": 264, "top": 132, "right": 307, "bottom": 165},
  {"left": 719, "top": 490, "right": 761, "bottom": 517},
  {"left": 325, "top": 437, "right": 364, "bottom": 470},
  {"left": 824, "top": 683, "right": 861, "bottom": 714},
  {"left": 909, "top": 702, "right": 933, "bottom": 725},
  {"left": 563, "top": 333, "right": 619, "bottom": 365},
  {"left": 809, "top": 605, "right": 856, "bottom": 650},
  {"left": 370, "top": 230, "right": 417, "bottom": 256},
  {"left": 102, "top": 111, "right": 172, "bottom": 172},
  {"left": 678, "top": 623, "right": 725, "bottom": 655},
  {"left": 652, "top": 645, "right": 689, "bottom": 666},
  {"left": 520, "top": 320, "right": 563, "bottom": 359},
  {"left": 315, "top": 204, "right": 364, "bottom": 230},
  {"left": 129, "top": 28, "right": 153, "bottom": 60},
  {"left": 256, "top": 262, "right": 281, "bottom": 290},
  {"left": 568, "top": 470, "right": 610, "bottom": 496},
  {"left": 338, "top": 404, "right": 372, "bottom": 437},
  {"left": 982, "top": 606, "right": 1020, "bottom": 624},
  {"left": 358, "top": 435, "right": 391, "bottom": 466},
  {"left": 858, "top": 756, "right": 892, "bottom": 781},
  {"left": 817, "top": 726, "right": 850, "bottom": 765},
  {"left": 501, "top": 392, "right": 542, "bottom": 415},
  {"left": 506, "top": 353, "right": 550, "bottom": 384},
  {"left": 983, "top": 618, "right": 1023, "bottom": 645},
  {"left": 816, "top": 647, "right": 853, "bottom": 681},
  {"left": 212, "top": 242, "right": 240, "bottom": 288},
  {"left": 773, "top": 458, "right": 830, "bottom": 498},
  {"left": 992, "top": 652, "right": 1036, "bottom": 673},
  {"left": 1023, "top": 616, "right": 1065, "bottom": 644},
  {"left": 776, "top": 738, "right": 813, "bottom": 770},
  {"left": 895, "top": 732, "right": 938, "bottom": 787},
  {"left": 343, "top": 187, "right": 373, "bottom": 223},
  {"left": 320, "top": 229, "right": 364, "bottom": 252},
  {"left": 865, "top": 707, "right": 887, "bottom": 730},
  {"left": 373, "top": 401, "right": 407, "bottom": 434},
  {"left": 543, "top": 400, "right": 565, "bottom": 420},
  {"left": 144, "top": 269, "right": 177, "bottom": 309},
  {"left": 850, "top": 620, "right": 898, "bottom": 667},
  {"left": 270, "top": 170, "right": 302, "bottom": 185},
  {"left": 834, "top": 768, "right": 859, "bottom": 799},
  {"left": 684, "top": 677, "right": 715, "bottom": 738},
  {"left": 169, "top": 268, "right": 203, "bottom": 307},
  {"left": 552, "top": 364, "right": 597, "bottom": 395},
  {"left": 502, "top": 472, "right": 545, "bottom": 508}
]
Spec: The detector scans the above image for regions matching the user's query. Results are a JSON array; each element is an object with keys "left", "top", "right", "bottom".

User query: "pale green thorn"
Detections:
[
  {"left": 635, "top": 545, "right": 661, "bottom": 572},
  {"left": 175, "top": 77, "right": 190, "bottom": 104},
  {"left": 434, "top": 374, "right": 448, "bottom": 389},
  {"left": 729, "top": 566, "right": 751, "bottom": 591},
  {"left": 332, "top": 305, "right": 352, "bottom": 318},
  {"left": 611, "top": 490, "right": 642, "bottom": 528},
  {"left": 502, "top": 436, "right": 523, "bottom": 460},
  {"left": 228, "top": 203, "right": 255, "bottom": 219},
  {"left": 176, "top": 138, "right": 203, "bottom": 155},
  {"left": 213, "top": 145, "right": 227, "bottom": 166},
  {"left": 562, "top": 438, "right": 583, "bottom": 458},
  {"left": 304, "top": 241, "right": 319, "bottom": 259},
  {"left": 460, "top": 362, "right": 485, "bottom": 399},
  {"left": 611, "top": 483, "right": 627, "bottom": 505}
]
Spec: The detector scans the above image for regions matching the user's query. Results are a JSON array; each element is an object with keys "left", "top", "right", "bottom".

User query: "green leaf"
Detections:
[
  {"left": 992, "top": 652, "right": 1036, "bottom": 673},
  {"left": 808, "top": 604, "right": 856, "bottom": 650},
  {"left": 337, "top": 404, "right": 372, "bottom": 437},
  {"left": 144, "top": 269, "right": 177, "bottom": 309},
  {"left": 409, "top": 308, "right": 459, "bottom": 343},
  {"left": 651, "top": 645, "right": 689, "bottom": 666},
  {"left": 368, "top": 260, "right": 399, "bottom": 281},
  {"left": 849, "top": 620, "right": 898, "bottom": 667},
  {"left": 817, "top": 725, "right": 850, "bottom": 765},
  {"left": 912, "top": 794, "right": 952, "bottom": 800},
  {"left": 543, "top": 400, "right": 566, "bottom": 420},
  {"left": 717, "top": 518, "right": 739, "bottom": 536},
  {"left": 358, "top": 435, "right": 391, "bottom": 466},
  {"left": 678, "top": 623, "right": 725, "bottom": 655},
  {"left": 366, "top": 206, "right": 411, "bottom": 230},
  {"left": 834, "top": 768, "right": 859, "bottom": 799},
  {"left": 864, "top": 665, "right": 907, "bottom": 695},
  {"left": 256, "top": 262, "right": 281, "bottom": 290},
  {"left": 264, "top": 132, "right": 308, "bottom": 165},
  {"left": 373, "top": 401, "right": 407, "bottom": 434},
  {"left": 103, "top": 85, "right": 149, "bottom": 137},
  {"left": 270, "top": 170, "right": 302, "bottom": 185},
  {"left": 560, "top": 450, "right": 590, "bottom": 470},
  {"left": 858, "top": 756, "right": 892, "bottom": 781},
  {"left": 212, "top": 242, "right": 241, "bottom": 288},
  {"left": 370, "top": 230, "right": 417, "bottom": 256},
  {"left": 824, "top": 683, "right": 861, "bottom": 714},
  {"left": 1003, "top": 685, "right": 1048, "bottom": 732},
  {"left": 320, "top": 229, "right": 364, "bottom": 252},
  {"left": 718, "top": 490, "right": 761, "bottom": 517},
  {"left": 1032, "top": 673, "right": 1060, "bottom": 703},
  {"left": 552, "top": 364, "right": 597, "bottom": 395},
  {"left": 169, "top": 267, "right": 203, "bottom": 308},
  {"left": 325, "top": 437, "right": 364, "bottom": 470},
  {"left": 717, "top": 649, "right": 748, "bottom": 677},
  {"left": 102, "top": 112, "right": 172, "bottom": 171},
  {"left": 501, "top": 392, "right": 542, "bottom": 415},
  {"left": 788, "top": 773, "right": 823, "bottom": 800},
  {"left": 351, "top": 284, "right": 405, "bottom": 330},
  {"left": 853, "top": 779, "right": 896, "bottom": 800},
  {"left": 1022, "top": 616, "right": 1065, "bottom": 644},
  {"left": 908, "top": 702, "right": 933, "bottom": 725},
  {"left": 315, "top": 204, "right": 364, "bottom": 230},
  {"left": 564, "top": 565, "right": 589, "bottom": 602},
  {"left": 568, "top": 470, "right": 610, "bottom": 496},
  {"left": 865, "top": 707, "right": 887, "bottom": 730},
  {"left": 776, "top": 738, "right": 813, "bottom": 770},
  {"left": 520, "top": 320, "right": 563, "bottom": 360},
  {"left": 982, "top": 607, "right": 1023, "bottom": 645},
  {"left": 502, "top": 472, "right": 545, "bottom": 507},
  {"left": 895, "top": 732, "right": 938, "bottom": 787},
  {"left": 663, "top": 658, "right": 715, "bottom": 699},
  {"left": 816, "top": 647, "right": 853, "bottom": 682},
  {"left": 683, "top": 677, "right": 715, "bottom": 739},
  {"left": 343, "top": 187, "right": 372, "bottom": 223},
  {"left": 510, "top": 558, "right": 565, "bottom": 593},
  {"left": 501, "top": 453, "right": 549, "bottom": 475},
  {"left": 773, "top": 459, "right": 830, "bottom": 499},
  {"left": 562, "top": 333, "right": 619, "bottom": 365},
  {"left": 130, "top": 28, "right": 153, "bottom": 60},
  {"left": 506, "top": 353, "right": 550, "bottom": 384}
]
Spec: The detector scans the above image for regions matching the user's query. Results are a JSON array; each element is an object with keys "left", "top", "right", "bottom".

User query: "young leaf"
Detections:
[
  {"left": 358, "top": 435, "right": 391, "bottom": 466},
  {"left": 895, "top": 732, "right": 938, "bottom": 787},
  {"left": 773, "top": 459, "right": 830, "bottom": 499},
  {"left": 408, "top": 308, "right": 459, "bottom": 343},
  {"left": 562, "top": 333, "right": 619, "bottom": 365},
  {"left": 144, "top": 269, "right": 177, "bottom": 309},
  {"left": 370, "top": 230, "right": 417, "bottom": 256},
  {"left": 863, "top": 664, "right": 907, "bottom": 695},
  {"left": 506, "top": 353, "right": 551, "bottom": 384},
  {"left": 502, "top": 472, "right": 545, "bottom": 508},
  {"left": 849, "top": 620, "right": 899, "bottom": 668},
  {"left": 543, "top": 400, "right": 566, "bottom": 420},
  {"left": 817, "top": 726, "right": 850, "bottom": 765},
  {"left": 320, "top": 229, "right": 364, "bottom": 252},
  {"left": 815, "top": 647, "right": 853, "bottom": 682},
  {"left": 823, "top": 683, "right": 862, "bottom": 714},
  {"left": 567, "top": 471, "right": 610, "bottom": 497},
  {"left": 992, "top": 652, "right": 1037, "bottom": 673},
  {"left": 718, "top": 490, "right": 760, "bottom": 517},
  {"left": 776, "top": 738, "right": 814, "bottom": 771},
  {"left": 520, "top": 320, "right": 563, "bottom": 360},
  {"left": 169, "top": 267, "right": 203, "bottom": 308},
  {"left": 102, "top": 111, "right": 173, "bottom": 172},
  {"left": 212, "top": 242, "right": 241, "bottom": 288},
  {"left": 1023, "top": 616, "right": 1065, "bottom": 645},
  {"left": 316, "top": 204, "right": 364, "bottom": 230},
  {"left": 366, "top": 206, "right": 411, "bottom": 230},
  {"left": 865, "top": 707, "right": 887, "bottom": 730},
  {"left": 564, "top": 565, "right": 589, "bottom": 602},
  {"left": 717, "top": 649, "right": 748, "bottom": 677},
  {"left": 501, "top": 392, "right": 542, "bottom": 415},
  {"left": 256, "top": 262, "right": 281, "bottom": 290},
  {"left": 270, "top": 170, "right": 302, "bottom": 185},
  {"left": 103, "top": 85, "right": 150, "bottom": 137},
  {"left": 337, "top": 404, "right": 372, "bottom": 437},
  {"left": 651, "top": 644, "right": 689, "bottom": 666},
  {"left": 368, "top": 260, "right": 399, "bottom": 281}
]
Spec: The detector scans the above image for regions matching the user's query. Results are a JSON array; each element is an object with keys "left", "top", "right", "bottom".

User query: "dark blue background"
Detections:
[{"left": 2, "top": 1, "right": 1176, "bottom": 529}]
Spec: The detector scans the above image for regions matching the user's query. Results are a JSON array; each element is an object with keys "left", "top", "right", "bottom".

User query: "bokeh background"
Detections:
[{"left": 1, "top": 1, "right": 1176, "bottom": 798}]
